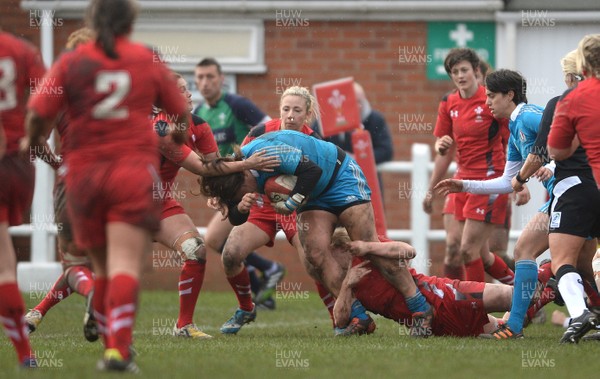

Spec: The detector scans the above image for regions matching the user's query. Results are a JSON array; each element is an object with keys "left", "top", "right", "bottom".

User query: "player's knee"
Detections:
[
  {"left": 175, "top": 234, "right": 206, "bottom": 262},
  {"left": 459, "top": 247, "right": 474, "bottom": 262},
  {"left": 445, "top": 242, "right": 461, "bottom": 264},
  {"left": 221, "top": 251, "right": 242, "bottom": 273},
  {"left": 222, "top": 244, "right": 246, "bottom": 269},
  {"left": 303, "top": 246, "right": 326, "bottom": 268}
]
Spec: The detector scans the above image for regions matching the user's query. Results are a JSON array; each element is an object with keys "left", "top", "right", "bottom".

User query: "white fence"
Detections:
[{"left": 12, "top": 143, "right": 544, "bottom": 291}]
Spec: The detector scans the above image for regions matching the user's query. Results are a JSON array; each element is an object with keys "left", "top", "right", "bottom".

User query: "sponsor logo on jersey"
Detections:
[
  {"left": 450, "top": 110, "right": 459, "bottom": 118},
  {"left": 474, "top": 106, "right": 484, "bottom": 123},
  {"left": 519, "top": 130, "right": 526, "bottom": 142},
  {"left": 550, "top": 212, "right": 561, "bottom": 228}
]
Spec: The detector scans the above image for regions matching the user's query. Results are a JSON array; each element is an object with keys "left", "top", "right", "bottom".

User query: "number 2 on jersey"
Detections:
[
  {"left": 92, "top": 71, "right": 131, "bottom": 119},
  {"left": 0, "top": 58, "right": 17, "bottom": 111}
]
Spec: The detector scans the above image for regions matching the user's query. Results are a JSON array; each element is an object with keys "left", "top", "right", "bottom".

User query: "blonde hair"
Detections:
[
  {"left": 66, "top": 27, "right": 95, "bottom": 49},
  {"left": 280, "top": 86, "right": 320, "bottom": 124},
  {"left": 561, "top": 49, "right": 580, "bottom": 76},
  {"left": 331, "top": 227, "right": 351, "bottom": 247},
  {"left": 576, "top": 34, "right": 600, "bottom": 79}
]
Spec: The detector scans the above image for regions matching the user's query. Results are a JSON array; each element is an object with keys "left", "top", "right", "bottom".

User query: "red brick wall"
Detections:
[{"left": 5, "top": 5, "right": 453, "bottom": 289}]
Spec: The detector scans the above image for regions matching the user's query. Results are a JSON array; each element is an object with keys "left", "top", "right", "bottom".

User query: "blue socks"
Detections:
[
  {"left": 406, "top": 291, "right": 430, "bottom": 314},
  {"left": 507, "top": 260, "right": 538, "bottom": 333},
  {"left": 350, "top": 300, "right": 369, "bottom": 320}
]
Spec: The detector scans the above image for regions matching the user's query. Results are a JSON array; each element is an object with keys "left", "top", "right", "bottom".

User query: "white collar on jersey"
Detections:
[{"left": 510, "top": 103, "right": 525, "bottom": 122}]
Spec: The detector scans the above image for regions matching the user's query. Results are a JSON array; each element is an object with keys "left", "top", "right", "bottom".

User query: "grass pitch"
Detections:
[{"left": 1, "top": 290, "right": 598, "bottom": 378}]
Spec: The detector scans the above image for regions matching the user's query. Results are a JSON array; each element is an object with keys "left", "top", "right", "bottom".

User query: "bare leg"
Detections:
[
  {"left": 297, "top": 210, "right": 341, "bottom": 294},
  {"left": 204, "top": 212, "right": 233, "bottom": 256},
  {"left": 443, "top": 214, "right": 464, "bottom": 277},
  {"left": 222, "top": 223, "right": 270, "bottom": 277}
]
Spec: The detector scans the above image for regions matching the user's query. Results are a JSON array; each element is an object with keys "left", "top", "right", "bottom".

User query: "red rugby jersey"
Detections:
[
  {"left": 28, "top": 37, "right": 187, "bottom": 164},
  {"left": 0, "top": 32, "right": 46, "bottom": 154},
  {"left": 434, "top": 85, "right": 508, "bottom": 178},
  {"left": 156, "top": 112, "right": 218, "bottom": 185},
  {"left": 548, "top": 78, "right": 600, "bottom": 187}
]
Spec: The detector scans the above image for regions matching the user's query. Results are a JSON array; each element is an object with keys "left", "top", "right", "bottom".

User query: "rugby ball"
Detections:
[{"left": 264, "top": 175, "right": 297, "bottom": 203}]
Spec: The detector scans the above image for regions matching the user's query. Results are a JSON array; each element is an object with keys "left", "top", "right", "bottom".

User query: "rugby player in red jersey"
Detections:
[
  {"left": 152, "top": 73, "right": 278, "bottom": 339},
  {"left": 24, "top": 0, "right": 189, "bottom": 372},
  {"left": 0, "top": 27, "right": 45, "bottom": 368},
  {"left": 431, "top": 48, "right": 513, "bottom": 284},
  {"left": 24, "top": 27, "right": 97, "bottom": 342},
  {"left": 548, "top": 34, "right": 600, "bottom": 342},
  {"left": 331, "top": 231, "right": 555, "bottom": 338}
]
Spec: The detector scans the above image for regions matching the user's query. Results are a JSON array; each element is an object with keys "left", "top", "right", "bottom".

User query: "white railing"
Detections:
[{"left": 13, "top": 143, "right": 542, "bottom": 289}]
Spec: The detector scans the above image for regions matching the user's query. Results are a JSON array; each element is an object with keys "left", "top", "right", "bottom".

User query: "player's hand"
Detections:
[
  {"left": 237, "top": 192, "right": 258, "bottom": 214},
  {"left": 434, "top": 179, "right": 463, "bottom": 196},
  {"left": 245, "top": 150, "right": 280, "bottom": 172},
  {"left": 392, "top": 241, "right": 417, "bottom": 260},
  {"left": 514, "top": 184, "right": 530, "bottom": 206},
  {"left": 272, "top": 201, "right": 294, "bottom": 215},
  {"left": 422, "top": 190, "right": 434, "bottom": 214},
  {"left": 434, "top": 135, "right": 454, "bottom": 156},
  {"left": 346, "top": 261, "right": 371, "bottom": 288},
  {"left": 206, "top": 197, "right": 220, "bottom": 210},
  {"left": 533, "top": 167, "right": 553, "bottom": 182},
  {"left": 346, "top": 241, "right": 367, "bottom": 256},
  {"left": 511, "top": 176, "right": 525, "bottom": 193}
]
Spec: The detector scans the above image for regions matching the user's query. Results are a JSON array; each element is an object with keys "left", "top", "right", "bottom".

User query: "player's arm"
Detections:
[
  {"left": 333, "top": 261, "right": 371, "bottom": 328},
  {"left": 549, "top": 136, "right": 579, "bottom": 161},
  {"left": 432, "top": 96, "right": 454, "bottom": 156},
  {"left": 511, "top": 153, "right": 544, "bottom": 192},
  {"left": 347, "top": 240, "right": 416, "bottom": 260},
  {"left": 548, "top": 95, "right": 578, "bottom": 161},
  {"left": 226, "top": 193, "right": 258, "bottom": 226},
  {"left": 273, "top": 158, "right": 322, "bottom": 215},
  {"left": 434, "top": 160, "right": 522, "bottom": 195},
  {"left": 423, "top": 144, "right": 456, "bottom": 213},
  {"left": 24, "top": 61, "right": 63, "bottom": 156},
  {"left": 23, "top": 110, "right": 54, "bottom": 154}
]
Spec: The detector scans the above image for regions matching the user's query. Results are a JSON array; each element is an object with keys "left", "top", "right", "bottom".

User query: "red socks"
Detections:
[
  {"left": 464, "top": 258, "right": 485, "bottom": 282},
  {"left": 66, "top": 266, "right": 94, "bottom": 297},
  {"left": 227, "top": 267, "right": 254, "bottom": 312},
  {"left": 0, "top": 282, "right": 32, "bottom": 363},
  {"left": 485, "top": 253, "right": 515, "bottom": 285},
  {"left": 177, "top": 259, "right": 206, "bottom": 328},
  {"left": 583, "top": 280, "right": 600, "bottom": 307},
  {"left": 443, "top": 264, "right": 465, "bottom": 280},
  {"left": 106, "top": 274, "right": 139, "bottom": 360},
  {"left": 33, "top": 274, "right": 72, "bottom": 316},
  {"left": 315, "top": 281, "right": 335, "bottom": 323}
]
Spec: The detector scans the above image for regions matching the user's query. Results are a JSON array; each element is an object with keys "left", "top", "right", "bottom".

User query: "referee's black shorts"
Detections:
[{"left": 548, "top": 175, "right": 600, "bottom": 238}]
